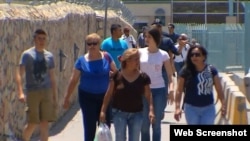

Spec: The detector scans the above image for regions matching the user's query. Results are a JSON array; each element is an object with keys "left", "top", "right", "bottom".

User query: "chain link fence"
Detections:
[
  {"left": 0, "top": 0, "right": 136, "bottom": 24},
  {"left": 174, "top": 23, "right": 245, "bottom": 72}
]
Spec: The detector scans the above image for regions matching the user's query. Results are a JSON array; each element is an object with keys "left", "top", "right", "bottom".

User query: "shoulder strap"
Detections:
[{"left": 103, "top": 52, "right": 111, "bottom": 64}]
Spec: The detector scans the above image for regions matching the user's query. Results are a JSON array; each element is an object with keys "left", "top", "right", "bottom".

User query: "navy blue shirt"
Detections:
[
  {"left": 159, "top": 36, "right": 179, "bottom": 55},
  {"left": 180, "top": 65, "right": 218, "bottom": 107},
  {"left": 164, "top": 32, "right": 180, "bottom": 44}
]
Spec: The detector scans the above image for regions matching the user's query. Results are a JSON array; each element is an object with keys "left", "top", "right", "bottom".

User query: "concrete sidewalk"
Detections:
[{"left": 31, "top": 103, "right": 186, "bottom": 141}]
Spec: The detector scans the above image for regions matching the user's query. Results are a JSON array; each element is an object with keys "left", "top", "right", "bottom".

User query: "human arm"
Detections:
[
  {"left": 163, "top": 59, "right": 174, "bottom": 105},
  {"left": 213, "top": 74, "right": 226, "bottom": 117},
  {"left": 144, "top": 84, "right": 155, "bottom": 123},
  {"left": 131, "top": 35, "right": 137, "bottom": 47},
  {"left": 110, "top": 61, "right": 117, "bottom": 72},
  {"left": 105, "top": 52, "right": 117, "bottom": 72},
  {"left": 168, "top": 51, "right": 176, "bottom": 76},
  {"left": 63, "top": 68, "right": 81, "bottom": 109},
  {"left": 174, "top": 77, "right": 185, "bottom": 121},
  {"left": 49, "top": 68, "right": 57, "bottom": 106},
  {"left": 99, "top": 78, "right": 115, "bottom": 122},
  {"left": 16, "top": 65, "right": 26, "bottom": 102}
]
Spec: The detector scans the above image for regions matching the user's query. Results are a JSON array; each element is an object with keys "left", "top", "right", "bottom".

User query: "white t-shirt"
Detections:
[
  {"left": 139, "top": 48, "right": 170, "bottom": 88},
  {"left": 174, "top": 44, "right": 190, "bottom": 63},
  {"left": 121, "top": 34, "right": 136, "bottom": 48}
]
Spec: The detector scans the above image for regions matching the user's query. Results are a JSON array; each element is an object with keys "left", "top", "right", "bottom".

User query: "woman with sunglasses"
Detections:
[
  {"left": 63, "top": 33, "right": 117, "bottom": 141},
  {"left": 174, "top": 46, "right": 226, "bottom": 124}
]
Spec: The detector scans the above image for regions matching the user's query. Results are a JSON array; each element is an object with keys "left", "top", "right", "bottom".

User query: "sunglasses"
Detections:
[
  {"left": 191, "top": 52, "right": 201, "bottom": 57},
  {"left": 87, "top": 42, "right": 98, "bottom": 46}
]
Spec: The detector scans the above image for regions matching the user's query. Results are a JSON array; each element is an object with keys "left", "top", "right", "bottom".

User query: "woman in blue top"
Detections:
[
  {"left": 174, "top": 45, "right": 226, "bottom": 124},
  {"left": 63, "top": 33, "right": 117, "bottom": 141}
]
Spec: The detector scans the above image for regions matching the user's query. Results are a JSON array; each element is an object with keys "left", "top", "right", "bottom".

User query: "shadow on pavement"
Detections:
[
  {"left": 49, "top": 103, "right": 81, "bottom": 136},
  {"left": 31, "top": 102, "right": 81, "bottom": 141}
]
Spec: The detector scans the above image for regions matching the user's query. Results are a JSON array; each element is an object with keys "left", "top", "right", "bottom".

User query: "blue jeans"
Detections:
[
  {"left": 141, "top": 88, "right": 166, "bottom": 141},
  {"left": 112, "top": 108, "right": 143, "bottom": 141},
  {"left": 174, "top": 61, "right": 184, "bottom": 76},
  {"left": 184, "top": 103, "right": 216, "bottom": 125}
]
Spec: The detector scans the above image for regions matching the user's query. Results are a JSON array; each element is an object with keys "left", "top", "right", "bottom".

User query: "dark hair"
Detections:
[
  {"left": 184, "top": 45, "right": 208, "bottom": 77},
  {"left": 33, "top": 29, "right": 47, "bottom": 38},
  {"left": 142, "top": 26, "right": 147, "bottom": 30},
  {"left": 147, "top": 27, "right": 161, "bottom": 47},
  {"left": 168, "top": 23, "right": 175, "bottom": 28},
  {"left": 110, "top": 24, "right": 121, "bottom": 34}
]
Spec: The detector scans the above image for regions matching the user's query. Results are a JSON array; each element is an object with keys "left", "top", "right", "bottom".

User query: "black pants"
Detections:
[{"left": 78, "top": 89, "right": 111, "bottom": 141}]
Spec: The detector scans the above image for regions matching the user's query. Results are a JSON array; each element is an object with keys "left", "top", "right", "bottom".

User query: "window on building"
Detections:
[{"left": 155, "top": 8, "right": 165, "bottom": 26}]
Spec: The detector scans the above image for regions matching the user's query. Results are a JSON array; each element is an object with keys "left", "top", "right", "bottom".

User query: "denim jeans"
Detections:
[
  {"left": 174, "top": 61, "right": 184, "bottom": 76},
  {"left": 112, "top": 108, "right": 143, "bottom": 141},
  {"left": 141, "top": 87, "right": 166, "bottom": 141},
  {"left": 184, "top": 103, "right": 216, "bottom": 125}
]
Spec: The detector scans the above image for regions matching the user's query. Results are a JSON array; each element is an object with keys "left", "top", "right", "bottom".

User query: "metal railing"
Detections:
[{"left": 0, "top": 0, "right": 136, "bottom": 24}]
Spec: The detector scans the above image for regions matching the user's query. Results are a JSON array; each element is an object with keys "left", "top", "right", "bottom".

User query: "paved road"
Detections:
[{"left": 31, "top": 102, "right": 186, "bottom": 141}]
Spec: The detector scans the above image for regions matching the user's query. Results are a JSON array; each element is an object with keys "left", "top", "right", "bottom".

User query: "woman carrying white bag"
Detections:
[
  {"left": 94, "top": 123, "right": 113, "bottom": 141},
  {"left": 99, "top": 48, "right": 155, "bottom": 141}
]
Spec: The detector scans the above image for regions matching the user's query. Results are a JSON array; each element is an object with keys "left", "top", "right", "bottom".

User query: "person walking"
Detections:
[
  {"left": 101, "top": 24, "right": 128, "bottom": 69},
  {"left": 137, "top": 26, "right": 147, "bottom": 48},
  {"left": 121, "top": 26, "right": 137, "bottom": 48},
  {"left": 165, "top": 23, "right": 180, "bottom": 44},
  {"left": 63, "top": 33, "right": 117, "bottom": 141},
  {"left": 174, "top": 33, "right": 190, "bottom": 76},
  {"left": 16, "top": 29, "right": 57, "bottom": 141},
  {"left": 139, "top": 27, "right": 174, "bottom": 141},
  {"left": 100, "top": 48, "right": 155, "bottom": 141},
  {"left": 150, "top": 23, "right": 185, "bottom": 120},
  {"left": 174, "top": 45, "right": 226, "bottom": 124}
]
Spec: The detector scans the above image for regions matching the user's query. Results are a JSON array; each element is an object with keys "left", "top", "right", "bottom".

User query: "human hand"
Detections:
[
  {"left": 174, "top": 108, "right": 182, "bottom": 121},
  {"left": 149, "top": 111, "right": 155, "bottom": 124},
  {"left": 221, "top": 104, "right": 226, "bottom": 117},
  {"left": 63, "top": 98, "right": 70, "bottom": 109},
  {"left": 18, "top": 93, "right": 26, "bottom": 103},
  {"left": 99, "top": 111, "right": 106, "bottom": 123},
  {"left": 179, "top": 39, "right": 188, "bottom": 46},
  {"left": 167, "top": 91, "right": 174, "bottom": 105}
]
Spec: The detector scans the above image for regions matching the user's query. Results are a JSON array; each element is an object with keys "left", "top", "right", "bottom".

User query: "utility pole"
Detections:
[
  {"left": 205, "top": 0, "right": 207, "bottom": 26},
  {"left": 244, "top": 2, "right": 250, "bottom": 74},
  {"left": 236, "top": 0, "right": 240, "bottom": 23},
  {"left": 104, "top": 0, "right": 108, "bottom": 38},
  {"left": 171, "top": 0, "right": 173, "bottom": 23}
]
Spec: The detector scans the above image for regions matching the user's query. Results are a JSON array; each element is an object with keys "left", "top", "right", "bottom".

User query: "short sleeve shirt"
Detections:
[
  {"left": 139, "top": 48, "right": 169, "bottom": 88},
  {"left": 19, "top": 47, "right": 55, "bottom": 90},
  {"left": 180, "top": 65, "right": 218, "bottom": 107},
  {"left": 112, "top": 72, "right": 151, "bottom": 112}
]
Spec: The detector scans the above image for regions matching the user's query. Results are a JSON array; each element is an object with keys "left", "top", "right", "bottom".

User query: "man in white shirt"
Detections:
[
  {"left": 174, "top": 33, "right": 190, "bottom": 76},
  {"left": 121, "top": 26, "right": 136, "bottom": 48}
]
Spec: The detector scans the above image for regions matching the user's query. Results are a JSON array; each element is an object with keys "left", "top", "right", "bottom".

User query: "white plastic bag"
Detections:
[{"left": 94, "top": 123, "right": 113, "bottom": 141}]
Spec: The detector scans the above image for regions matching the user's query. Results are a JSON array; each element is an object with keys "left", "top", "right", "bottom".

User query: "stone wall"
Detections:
[{"left": 0, "top": 2, "right": 136, "bottom": 140}]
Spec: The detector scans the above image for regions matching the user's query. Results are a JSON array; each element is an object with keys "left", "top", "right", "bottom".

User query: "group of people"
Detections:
[{"left": 16, "top": 22, "right": 226, "bottom": 141}]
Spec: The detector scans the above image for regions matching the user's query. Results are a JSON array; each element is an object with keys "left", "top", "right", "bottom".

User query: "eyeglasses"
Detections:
[
  {"left": 87, "top": 42, "right": 98, "bottom": 46},
  {"left": 191, "top": 52, "right": 201, "bottom": 57}
]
